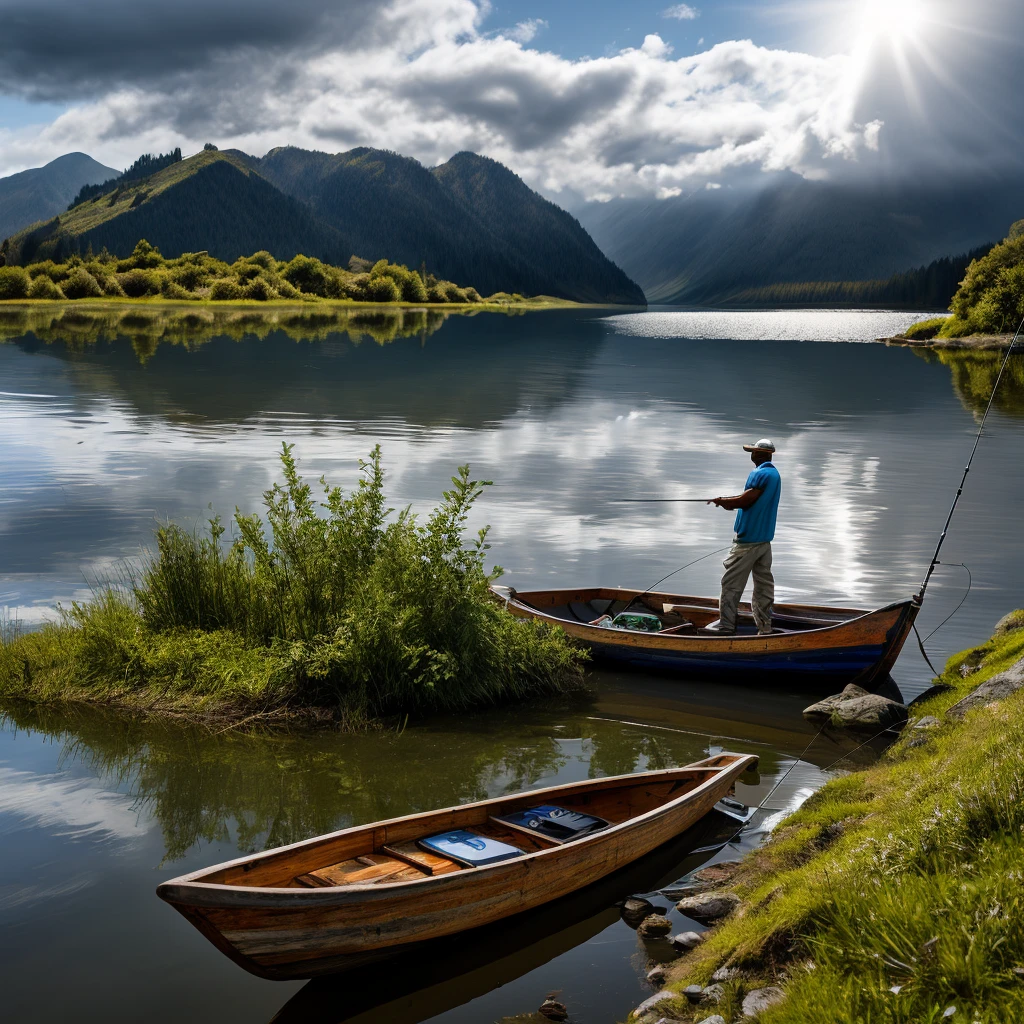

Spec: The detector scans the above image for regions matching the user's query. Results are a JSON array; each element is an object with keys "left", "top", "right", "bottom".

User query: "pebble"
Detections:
[
  {"left": 632, "top": 990, "right": 674, "bottom": 1017},
  {"left": 682, "top": 984, "right": 704, "bottom": 1002}
]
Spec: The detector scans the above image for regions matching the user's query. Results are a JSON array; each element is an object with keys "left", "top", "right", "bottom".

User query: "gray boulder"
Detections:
[
  {"left": 805, "top": 684, "right": 908, "bottom": 731},
  {"left": 671, "top": 930, "right": 705, "bottom": 951},
  {"left": 913, "top": 715, "right": 941, "bottom": 730},
  {"left": 700, "top": 983, "right": 725, "bottom": 1004},
  {"left": 994, "top": 610, "right": 1024, "bottom": 636},
  {"left": 711, "top": 965, "right": 740, "bottom": 982},
  {"left": 676, "top": 891, "right": 740, "bottom": 923},
  {"left": 632, "top": 990, "right": 674, "bottom": 1017},
  {"left": 683, "top": 985, "right": 704, "bottom": 1002},
  {"left": 803, "top": 683, "right": 870, "bottom": 719},
  {"left": 694, "top": 1017, "right": 726, "bottom": 1024},
  {"left": 947, "top": 658, "right": 1024, "bottom": 720},
  {"left": 741, "top": 986, "right": 785, "bottom": 1016},
  {"left": 646, "top": 964, "right": 667, "bottom": 987}
]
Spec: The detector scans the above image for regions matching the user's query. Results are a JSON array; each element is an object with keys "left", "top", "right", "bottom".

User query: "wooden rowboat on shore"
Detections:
[
  {"left": 157, "top": 752, "right": 756, "bottom": 979},
  {"left": 491, "top": 585, "right": 921, "bottom": 689}
]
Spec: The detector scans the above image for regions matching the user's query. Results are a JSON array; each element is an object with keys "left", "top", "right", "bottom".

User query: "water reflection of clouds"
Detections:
[
  {"left": 0, "top": 767, "right": 148, "bottom": 842},
  {"left": 2, "top": 385, "right": 892, "bottom": 607}
]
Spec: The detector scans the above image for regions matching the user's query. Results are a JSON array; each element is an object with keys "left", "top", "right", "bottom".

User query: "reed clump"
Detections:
[
  {"left": 0, "top": 446, "right": 585, "bottom": 725},
  {"left": 637, "top": 614, "right": 1024, "bottom": 1024}
]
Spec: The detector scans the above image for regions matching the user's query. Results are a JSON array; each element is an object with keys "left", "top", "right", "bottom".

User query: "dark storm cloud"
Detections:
[{"left": 0, "top": 0, "right": 383, "bottom": 100}]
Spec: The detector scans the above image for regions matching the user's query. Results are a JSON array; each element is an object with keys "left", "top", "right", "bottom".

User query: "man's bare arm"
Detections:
[{"left": 708, "top": 487, "right": 763, "bottom": 511}]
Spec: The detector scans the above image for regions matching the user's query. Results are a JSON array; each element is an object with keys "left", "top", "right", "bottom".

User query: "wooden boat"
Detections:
[
  {"left": 157, "top": 752, "right": 756, "bottom": 979},
  {"left": 492, "top": 585, "right": 921, "bottom": 688}
]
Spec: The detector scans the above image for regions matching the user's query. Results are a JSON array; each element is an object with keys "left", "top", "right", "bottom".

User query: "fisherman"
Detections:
[{"left": 706, "top": 439, "right": 781, "bottom": 635}]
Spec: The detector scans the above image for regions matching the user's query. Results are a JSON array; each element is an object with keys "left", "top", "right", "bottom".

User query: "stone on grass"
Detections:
[
  {"left": 711, "top": 966, "right": 740, "bottom": 982},
  {"left": 695, "top": 1017, "right": 726, "bottom": 1024},
  {"left": 683, "top": 985, "right": 704, "bottom": 1003},
  {"left": 741, "top": 986, "right": 785, "bottom": 1017},
  {"left": 646, "top": 964, "right": 667, "bottom": 987},
  {"left": 994, "top": 610, "right": 1024, "bottom": 636},
  {"left": 699, "top": 983, "right": 725, "bottom": 1004},
  {"left": 637, "top": 914, "right": 674, "bottom": 938},
  {"left": 676, "top": 891, "right": 740, "bottom": 923},
  {"left": 913, "top": 715, "right": 941, "bottom": 729},
  {"left": 632, "top": 990, "right": 674, "bottom": 1017},
  {"left": 908, "top": 683, "right": 954, "bottom": 706},
  {"left": 947, "top": 658, "right": 1024, "bottom": 720},
  {"left": 671, "top": 931, "right": 705, "bottom": 951}
]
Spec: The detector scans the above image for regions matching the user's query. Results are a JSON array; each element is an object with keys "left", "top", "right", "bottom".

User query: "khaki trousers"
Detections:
[{"left": 718, "top": 540, "right": 774, "bottom": 633}]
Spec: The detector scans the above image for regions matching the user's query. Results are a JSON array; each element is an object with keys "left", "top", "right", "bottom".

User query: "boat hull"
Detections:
[
  {"left": 158, "top": 755, "right": 755, "bottom": 979},
  {"left": 494, "top": 587, "right": 920, "bottom": 689}
]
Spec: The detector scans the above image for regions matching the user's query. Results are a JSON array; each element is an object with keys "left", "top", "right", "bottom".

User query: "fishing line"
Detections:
[
  {"left": 620, "top": 544, "right": 731, "bottom": 616},
  {"left": 917, "top": 315, "right": 1024, "bottom": 603},
  {"left": 922, "top": 562, "right": 972, "bottom": 643}
]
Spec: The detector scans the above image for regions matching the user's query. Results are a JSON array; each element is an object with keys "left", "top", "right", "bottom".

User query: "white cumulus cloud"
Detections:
[{"left": 663, "top": 3, "right": 699, "bottom": 20}]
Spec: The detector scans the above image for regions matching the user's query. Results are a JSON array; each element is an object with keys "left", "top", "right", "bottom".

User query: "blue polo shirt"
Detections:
[{"left": 734, "top": 462, "right": 781, "bottom": 543}]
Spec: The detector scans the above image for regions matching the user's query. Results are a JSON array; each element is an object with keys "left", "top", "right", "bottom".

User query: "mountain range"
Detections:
[
  {"left": 0, "top": 153, "right": 118, "bottom": 243},
  {"left": 1, "top": 148, "right": 645, "bottom": 305},
  {"left": 576, "top": 175, "right": 1023, "bottom": 305}
]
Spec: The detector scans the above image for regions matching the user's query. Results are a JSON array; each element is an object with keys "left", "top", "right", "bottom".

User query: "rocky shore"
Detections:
[
  {"left": 879, "top": 331, "right": 1015, "bottom": 350},
  {"left": 624, "top": 609, "right": 1024, "bottom": 1023}
]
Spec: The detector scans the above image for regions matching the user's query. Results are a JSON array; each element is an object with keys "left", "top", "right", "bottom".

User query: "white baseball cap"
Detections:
[{"left": 742, "top": 438, "right": 776, "bottom": 453}]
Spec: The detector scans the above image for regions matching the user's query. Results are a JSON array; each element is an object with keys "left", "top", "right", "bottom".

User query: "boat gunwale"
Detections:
[
  {"left": 157, "top": 755, "right": 756, "bottom": 907},
  {"left": 495, "top": 586, "right": 917, "bottom": 646}
]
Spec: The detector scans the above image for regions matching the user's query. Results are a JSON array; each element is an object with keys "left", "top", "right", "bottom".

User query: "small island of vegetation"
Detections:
[
  {"left": 0, "top": 446, "right": 585, "bottom": 728},
  {"left": 900, "top": 219, "right": 1024, "bottom": 342},
  {"left": 0, "top": 238, "right": 538, "bottom": 307}
]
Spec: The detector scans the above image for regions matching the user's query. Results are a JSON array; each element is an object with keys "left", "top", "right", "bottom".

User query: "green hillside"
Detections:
[{"left": 2, "top": 151, "right": 350, "bottom": 266}]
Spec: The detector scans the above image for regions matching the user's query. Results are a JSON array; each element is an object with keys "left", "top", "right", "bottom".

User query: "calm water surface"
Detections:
[{"left": 1, "top": 306, "right": 1022, "bottom": 1023}]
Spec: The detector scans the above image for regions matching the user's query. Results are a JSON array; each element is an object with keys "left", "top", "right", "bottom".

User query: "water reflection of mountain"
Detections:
[{"left": 3, "top": 308, "right": 604, "bottom": 429}]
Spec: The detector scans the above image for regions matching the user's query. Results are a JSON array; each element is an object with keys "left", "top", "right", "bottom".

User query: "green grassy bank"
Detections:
[
  {"left": 0, "top": 446, "right": 585, "bottom": 729},
  {"left": 629, "top": 612, "right": 1024, "bottom": 1024}
]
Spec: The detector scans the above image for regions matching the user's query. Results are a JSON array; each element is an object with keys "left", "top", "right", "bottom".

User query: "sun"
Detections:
[{"left": 857, "top": 0, "right": 928, "bottom": 46}]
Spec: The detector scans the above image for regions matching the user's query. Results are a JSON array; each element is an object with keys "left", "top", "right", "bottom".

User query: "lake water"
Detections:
[{"left": 1, "top": 305, "right": 1022, "bottom": 1023}]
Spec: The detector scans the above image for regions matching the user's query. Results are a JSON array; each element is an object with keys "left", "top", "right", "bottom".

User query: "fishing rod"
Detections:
[
  {"left": 610, "top": 498, "right": 714, "bottom": 503},
  {"left": 916, "top": 315, "right": 1024, "bottom": 605}
]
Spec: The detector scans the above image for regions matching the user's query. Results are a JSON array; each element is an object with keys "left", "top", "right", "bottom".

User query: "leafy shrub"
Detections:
[
  {"left": 276, "top": 278, "right": 299, "bottom": 300},
  {"left": 246, "top": 250, "right": 276, "bottom": 271},
  {"left": 118, "top": 268, "right": 160, "bottom": 297},
  {"left": 209, "top": 278, "right": 243, "bottom": 301},
  {"left": 61, "top": 267, "right": 104, "bottom": 299},
  {"left": 343, "top": 273, "right": 370, "bottom": 299},
  {"left": 365, "top": 275, "right": 401, "bottom": 303},
  {"left": 944, "top": 234, "right": 1024, "bottom": 336},
  {"left": 242, "top": 276, "right": 277, "bottom": 301},
  {"left": 128, "top": 445, "right": 584, "bottom": 716},
  {"left": 100, "top": 275, "right": 126, "bottom": 297},
  {"left": 161, "top": 280, "right": 195, "bottom": 300},
  {"left": 282, "top": 255, "right": 333, "bottom": 297},
  {"left": 28, "top": 274, "right": 64, "bottom": 299},
  {"left": 117, "top": 239, "right": 164, "bottom": 271},
  {"left": 0, "top": 265, "right": 31, "bottom": 299},
  {"left": 170, "top": 263, "right": 209, "bottom": 291},
  {"left": 26, "top": 261, "right": 62, "bottom": 281}
]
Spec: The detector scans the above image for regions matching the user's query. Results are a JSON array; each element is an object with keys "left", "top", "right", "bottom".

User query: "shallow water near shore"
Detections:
[{"left": 2, "top": 306, "right": 1024, "bottom": 1022}]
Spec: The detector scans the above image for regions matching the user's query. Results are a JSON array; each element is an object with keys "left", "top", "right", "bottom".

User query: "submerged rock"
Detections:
[
  {"left": 692, "top": 861, "right": 741, "bottom": 885},
  {"left": 676, "top": 891, "right": 741, "bottom": 923},
  {"left": 621, "top": 896, "right": 657, "bottom": 927},
  {"left": 947, "top": 658, "right": 1024, "bottom": 719},
  {"left": 741, "top": 986, "right": 785, "bottom": 1016},
  {"left": 637, "top": 914, "right": 674, "bottom": 938},
  {"left": 538, "top": 998, "right": 568, "bottom": 1021}
]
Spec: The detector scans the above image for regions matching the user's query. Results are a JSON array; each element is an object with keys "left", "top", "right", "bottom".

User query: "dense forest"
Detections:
[
  {"left": 1, "top": 147, "right": 645, "bottom": 306},
  {"left": 0, "top": 239, "right": 500, "bottom": 304},
  {"left": 718, "top": 246, "right": 992, "bottom": 309}
]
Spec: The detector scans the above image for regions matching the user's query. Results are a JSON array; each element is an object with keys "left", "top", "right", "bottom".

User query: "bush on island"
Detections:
[
  {"left": 282, "top": 255, "right": 334, "bottom": 297},
  {"left": 118, "top": 268, "right": 161, "bottom": 297},
  {"left": 27, "top": 274, "right": 64, "bottom": 299},
  {"left": 242, "top": 276, "right": 277, "bottom": 301},
  {"left": 365, "top": 274, "right": 401, "bottom": 303},
  {"left": 0, "top": 445, "right": 585, "bottom": 723},
  {"left": 942, "top": 231, "right": 1024, "bottom": 336},
  {"left": 0, "top": 265, "right": 31, "bottom": 299},
  {"left": 209, "top": 278, "right": 243, "bottom": 301},
  {"left": 61, "top": 267, "right": 104, "bottom": 299}
]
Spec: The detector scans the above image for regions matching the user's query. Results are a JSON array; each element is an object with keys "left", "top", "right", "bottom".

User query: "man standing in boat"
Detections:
[{"left": 706, "top": 439, "right": 781, "bottom": 635}]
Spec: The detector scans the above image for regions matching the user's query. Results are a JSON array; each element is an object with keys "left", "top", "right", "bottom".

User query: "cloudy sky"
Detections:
[{"left": 0, "top": 0, "right": 1019, "bottom": 198}]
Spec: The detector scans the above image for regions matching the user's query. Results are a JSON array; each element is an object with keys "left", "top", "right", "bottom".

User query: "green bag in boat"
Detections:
[{"left": 610, "top": 611, "right": 662, "bottom": 632}]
